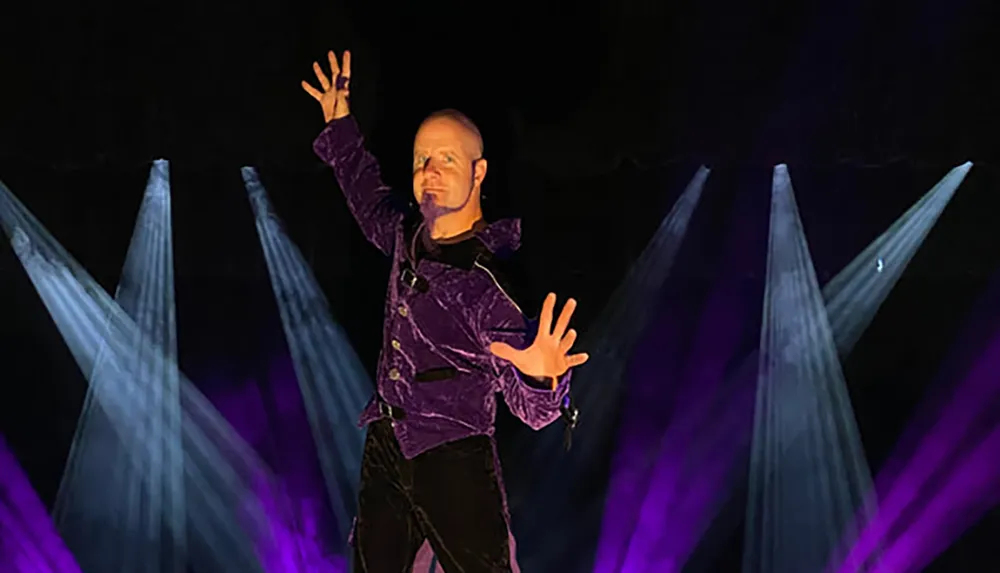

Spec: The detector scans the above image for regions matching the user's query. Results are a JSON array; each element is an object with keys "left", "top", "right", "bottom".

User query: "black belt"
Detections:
[{"left": 377, "top": 399, "right": 407, "bottom": 420}]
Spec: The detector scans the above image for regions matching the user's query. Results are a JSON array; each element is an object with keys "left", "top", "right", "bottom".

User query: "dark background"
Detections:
[{"left": 1, "top": 0, "right": 999, "bottom": 570}]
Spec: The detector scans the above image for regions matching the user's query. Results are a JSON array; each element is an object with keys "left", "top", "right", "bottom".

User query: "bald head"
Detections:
[
  {"left": 417, "top": 108, "right": 484, "bottom": 159},
  {"left": 412, "top": 108, "right": 489, "bottom": 238}
]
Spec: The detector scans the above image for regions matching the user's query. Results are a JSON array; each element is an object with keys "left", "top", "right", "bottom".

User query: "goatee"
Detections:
[{"left": 418, "top": 192, "right": 451, "bottom": 225}]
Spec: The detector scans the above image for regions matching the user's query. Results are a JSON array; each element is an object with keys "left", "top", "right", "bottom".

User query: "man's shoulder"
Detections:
[{"left": 478, "top": 218, "right": 521, "bottom": 255}]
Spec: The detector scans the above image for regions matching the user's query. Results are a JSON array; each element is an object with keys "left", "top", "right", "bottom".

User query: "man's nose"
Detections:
[
  {"left": 419, "top": 165, "right": 440, "bottom": 182},
  {"left": 428, "top": 154, "right": 457, "bottom": 170}
]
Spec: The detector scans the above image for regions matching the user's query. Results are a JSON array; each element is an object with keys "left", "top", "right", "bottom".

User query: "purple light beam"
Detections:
[
  {"left": 0, "top": 436, "right": 81, "bottom": 573},
  {"left": 837, "top": 319, "right": 1000, "bottom": 573}
]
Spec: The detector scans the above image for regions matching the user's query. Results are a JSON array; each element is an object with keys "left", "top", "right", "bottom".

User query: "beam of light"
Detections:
[
  {"left": 242, "top": 166, "right": 369, "bottom": 550},
  {"left": 515, "top": 166, "right": 710, "bottom": 571},
  {"left": 0, "top": 180, "right": 298, "bottom": 573},
  {"left": 837, "top": 273, "right": 1000, "bottom": 573},
  {"left": 0, "top": 436, "right": 82, "bottom": 573},
  {"left": 608, "top": 180, "right": 768, "bottom": 573},
  {"left": 741, "top": 164, "right": 875, "bottom": 573},
  {"left": 865, "top": 423, "right": 1000, "bottom": 573},
  {"left": 253, "top": 480, "right": 348, "bottom": 573},
  {"left": 605, "top": 162, "right": 970, "bottom": 573},
  {"left": 823, "top": 162, "right": 972, "bottom": 356},
  {"left": 50, "top": 159, "right": 186, "bottom": 573},
  {"left": 195, "top": 367, "right": 349, "bottom": 573}
]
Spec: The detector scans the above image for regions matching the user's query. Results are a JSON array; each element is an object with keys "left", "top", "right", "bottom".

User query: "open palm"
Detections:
[
  {"left": 490, "top": 293, "right": 590, "bottom": 390},
  {"left": 301, "top": 49, "right": 352, "bottom": 123}
]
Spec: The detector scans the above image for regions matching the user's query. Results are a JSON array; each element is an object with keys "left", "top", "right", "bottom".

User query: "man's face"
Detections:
[{"left": 412, "top": 117, "right": 486, "bottom": 211}]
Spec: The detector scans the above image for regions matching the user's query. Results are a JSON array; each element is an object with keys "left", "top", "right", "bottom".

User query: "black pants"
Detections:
[{"left": 352, "top": 419, "right": 512, "bottom": 573}]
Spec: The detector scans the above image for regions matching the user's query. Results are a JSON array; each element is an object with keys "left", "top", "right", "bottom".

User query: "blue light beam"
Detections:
[
  {"left": 824, "top": 162, "right": 972, "bottom": 356},
  {"left": 52, "top": 159, "right": 186, "bottom": 573},
  {"left": 0, "top": 180, "right": 297, "bottom": 573},
  {"left": 243, "top": 166, "right": 370, "bottom": 549},
  {"left": 517, "top": 166, "right": 711, "bottom": 572},
  {"left": 742, "top": 165, "right": 875, "bottom": 573}
]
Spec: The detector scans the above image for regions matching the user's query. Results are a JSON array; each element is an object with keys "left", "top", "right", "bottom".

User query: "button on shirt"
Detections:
[{"left": 314, "top": 116, "right": 572, "bottom": 459}]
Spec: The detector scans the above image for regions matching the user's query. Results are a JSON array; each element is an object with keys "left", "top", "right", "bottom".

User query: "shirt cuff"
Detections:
[
  {"left": 514, "top": 368, "right": 572, "bottom": 393},
  {"left": 312, "top": 115, "right": 362, "bottom": 165}
]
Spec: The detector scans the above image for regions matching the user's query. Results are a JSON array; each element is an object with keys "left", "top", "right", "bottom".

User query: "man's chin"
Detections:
[
  {"left": 419, "top": 190, "right": 466, "bottom": 222},
  {"left": 419, "top": 199, "right": 448, "bottom": 221}
]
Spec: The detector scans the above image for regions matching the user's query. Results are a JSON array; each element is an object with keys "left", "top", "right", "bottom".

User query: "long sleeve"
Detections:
[
  {"left": 313, "top": 115, "right": 407, "bottom": 256},
  {"left": 477, "top": 287, "right": 572, "bottom": 431}
]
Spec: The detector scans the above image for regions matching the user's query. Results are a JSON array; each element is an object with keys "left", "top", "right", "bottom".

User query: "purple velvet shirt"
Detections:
[{"left": 313, "top": 116, "right": 571, "bottom": 459}]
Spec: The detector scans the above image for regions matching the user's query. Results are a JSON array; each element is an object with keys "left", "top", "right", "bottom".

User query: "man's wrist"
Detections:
[{"left": 515, "top": 370, "right": 564, "bottom": 391}]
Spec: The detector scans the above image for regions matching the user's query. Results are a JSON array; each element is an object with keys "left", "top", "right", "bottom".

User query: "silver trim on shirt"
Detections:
[{"left": 473, "top": 259, "right": 523, "bottom": 316}]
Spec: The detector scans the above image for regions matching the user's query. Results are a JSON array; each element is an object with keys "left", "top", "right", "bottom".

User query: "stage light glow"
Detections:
[
  {"left": 0, "top": 436, "right": 82, "bottom": 573},
  {"left": 824, "top": 162, "right": 972, "bottom": 356},
  {"left": 519, "top": 166, "right": 711, "bottom": 572},
  {"left": 597, "top": 162, "right": 970, "bottom": 573},
  {"left": 253, "top": 480, "right": 349, "bottom": 573},
  {"left": 50, "top": 159, "right": 186, "bottom": 573},
  {"left": 838, "top": 270, "right": 1000, "bottom": 573},
  {"left": 740, "top": 164, "right": 875, "bottom": 573},
  {"left": 607, "top": 179, "right": 768, "bottom": 573},
  {"left": 865, "top": 421, "right": 1000, "bottom": 573},
  {"left": 0, "top": 179, "right": 298, "bottom": 573},
  {"left": 243, "top": 166, "right": 369, "bottom": 551}
]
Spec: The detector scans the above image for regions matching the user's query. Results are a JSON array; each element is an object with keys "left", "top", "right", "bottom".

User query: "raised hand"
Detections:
[
  {"left": 301, "top": 50, "right": 352, "bottom": 123},
  {"left": 489, "top": 293, "right": 590, "bottom": 390}
]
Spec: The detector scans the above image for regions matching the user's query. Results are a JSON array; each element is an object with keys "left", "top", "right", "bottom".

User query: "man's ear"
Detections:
[{"left": 473, "top": 158, "right": 488, "bottom": 187}]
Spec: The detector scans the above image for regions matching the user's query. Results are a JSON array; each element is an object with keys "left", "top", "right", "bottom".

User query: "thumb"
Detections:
[{"left": 489, "top": 342, "right": 517, "bottom": 361}]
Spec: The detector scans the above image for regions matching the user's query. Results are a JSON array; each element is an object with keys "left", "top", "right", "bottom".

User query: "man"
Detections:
[{"left": 301, "top": 49, "right": 588, "bottom": 573}]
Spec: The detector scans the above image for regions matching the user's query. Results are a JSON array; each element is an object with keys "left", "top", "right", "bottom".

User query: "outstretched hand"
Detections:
[
  {"left": 301, "top": 50, "right": 352, "bottom": 123},
  {"left": 489, "top": 293, "right": 590, "bottom": 390}
]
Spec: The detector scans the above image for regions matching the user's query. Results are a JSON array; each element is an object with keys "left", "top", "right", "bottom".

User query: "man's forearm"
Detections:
[{"left": 312, "top": 116, "right": 404, "bottom": 255}]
